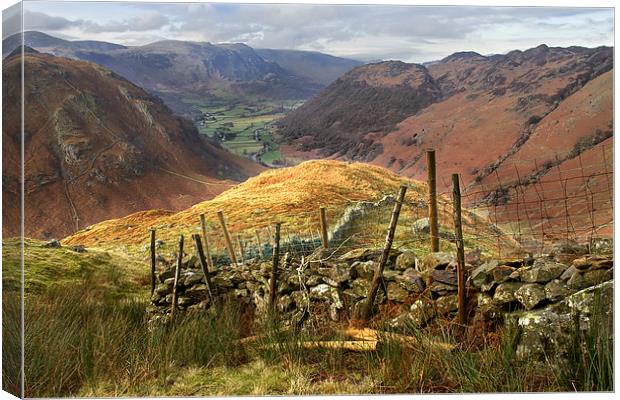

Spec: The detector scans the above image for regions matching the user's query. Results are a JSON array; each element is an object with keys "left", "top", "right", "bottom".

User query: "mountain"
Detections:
[
  {"left": 2, "top": 51, "right": 264, "bottom": 239},
  {"left": 277, "top": 44, "right": 613, "bottom": 182},
  {"left": 276, "top": 61, "right": 443, "bottom": 160},
  {"left": 255, "top": 48, "right": 362, "bottom": 85},
  {"left": 2, "top": 32, "right": 360, "bottom": 111}
]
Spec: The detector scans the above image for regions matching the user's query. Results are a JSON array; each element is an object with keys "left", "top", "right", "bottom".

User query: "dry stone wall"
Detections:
[{"left": 149, "top": 240, "right": 613, "bottom": 359}]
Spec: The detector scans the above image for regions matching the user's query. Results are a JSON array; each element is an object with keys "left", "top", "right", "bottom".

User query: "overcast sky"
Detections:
[{"left": 3, "top": 1, "right": 614, "bottom": 63}]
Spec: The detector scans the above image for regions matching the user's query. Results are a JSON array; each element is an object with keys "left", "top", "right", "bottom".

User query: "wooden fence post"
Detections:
[
  {"left": 452, "top": 174, "right": 467, "bottom": 325},
  {"left": 199, "top": 214, "right": 215, "bottom": 271},
  {"left": 217, "top": 210, "right": 237, "bottom": 264},
  {"left": 192, "top": 234, "right": 215, "bottom": 303},
  {"left": 427, "top": 149, "right": 440, "bottom": 252},
  {"left": 237, "top": 235, "right": 245, "bottom": 262},
  {"left": 269, "top": 223, "right": 282, "bottom": 311},
  {"left": 319, "top": 207, "right": 329, "bottom": 248},
  {"left": 360, "top": 184, "right": 408, "bottom": 321},
  {"left": 171, "top": 235, "right": 184, "bottom": 320},
  {"left": 150, "top": 228, "right": 156, "bottom": 296}
]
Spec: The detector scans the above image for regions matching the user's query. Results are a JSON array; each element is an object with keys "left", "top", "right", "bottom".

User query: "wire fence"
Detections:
[{"left": 167, "top": 144, "right": 612, "bottom": 266}]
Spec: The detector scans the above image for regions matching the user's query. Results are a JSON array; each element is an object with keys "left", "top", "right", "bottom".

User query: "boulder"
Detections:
[
  {"left": 465, "top": 248, "right": 483, "bottom": 267},
  {"left": 412, "top": 218, "right": 430, "bottom": 234},
  {"left": 590, "top": 238, "right": 613, "bottom": 255},
  {"left": 514, "top": 283, "right": 546, "bottom": 310},
  {"left": 491, "top": 265, "right": 516, "bottom": 283},
  {"left": 560, "top": 265, "right": 579, "bottom": 281},
  {"left": 395, "top": 251, "right": 417, "bottom": 271},
  {"left": 551, "top": 240, "right": 588, "bottom": 256},
  {"left": 583, "top": 269, "right": 613, "bottom": 287},
  {"left": 429, "top": 281, "right": 457, "bottom": 296},
  {"left": 408, "top": 297, "right": 437, "bottom": 327},
  {"left": 419, "top": 252, "right": 455, "bottom": 273},
  {"left": 567, "top": 272, "right": 587, "bottom": 290},
  {"left": 506, "top": 281, "right": 613, "bottom": 360},
  {"left": 544, "top": 279, "right": 569, "bottom": 302},
  {"left": 344, "top": 278, "right": 369, "bottom": 299},
  {"left": 436, "top": 294, "right": 459, "bottom": 316},
  {"left": 211, "top": 274, "right": 236, "bottom": 289},
  {"left": 42, "top": 239, "right": 61, "bottom": 248},
  {"left": 471, "top": 261, "right": 498, "bottom": 290},
  {"left": 494, "top": 282, "right": 523, "bottom": 304},
  {"left": 386, "top": 282, "right": 410, "bottom": 303},
  {"left": 520, "top": 258, "right": 567, "bottom": 283},
  {"left": 70, "top": 244, "right": 86, "bottom": 253},
  {"left": 183, "top": 272, "right": 204, "bottom": 287},
  {"left": 352, "top": 261, "right": 375, "bottom": 280},
  {"left": 430, "top": 269, "right": 457, "bottom": 286},
  {"left": 318, "top": 264, "right": 352, "bottom": 287},
  {"left": 395, "top": 268, "right": 425, "bottom": 293}
]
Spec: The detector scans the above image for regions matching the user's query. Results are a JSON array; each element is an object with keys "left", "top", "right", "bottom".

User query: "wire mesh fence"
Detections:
[{"left": 173, "top": 144, "right": 612, "bottom": 267}]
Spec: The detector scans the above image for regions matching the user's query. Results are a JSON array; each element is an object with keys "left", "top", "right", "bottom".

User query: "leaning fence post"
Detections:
[
  {"left": 319, "top": 207, "right": 329, "bottom": 248},
  {"left": 217, "top": 210, "right": 238, "bottom": 264},
  {"left": 427, "top": 149, "right": 440, "bottom": 252},
  {"left": 193, "top": 234, "right": 215, "bottom": 303},
  {"left": 360, "top": 184, "right": 408, "bottom": 321},
  {"left": 171, "top": 235, "right": 184, "bottom": 320},
  {"left": 269, "top": 222, "right": 282, "bottom": 311},
  {"left": 452, "top": 174, "right": 468, "bottom": 325},
  {"left": 150, "top": 228, "right": 156, "bottom": 296},
  {"left": 199, "top": 214, "right": 215, "bottom": 271}
]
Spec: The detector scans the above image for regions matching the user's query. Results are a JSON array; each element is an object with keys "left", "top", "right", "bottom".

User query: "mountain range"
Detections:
[{"left": 2, "top": 31, "right": 361, "bottom": 116}]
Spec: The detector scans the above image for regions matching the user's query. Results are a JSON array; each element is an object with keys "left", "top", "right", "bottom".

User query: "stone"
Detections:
[
  {"left": 430, "top": 269, "right": 457, "bottom": 286},
  {"left": 155, "top": 283, "right": 171, "bottom": 295},
  {"left": 491, "top": 265, "right": 516, "bottom": 283},
  {"left": 515, "top": 283, "right": 546, "bottom": 310},
  {"left": 520, "top": 258, "right": 567, "bottom": 283},
  {"left": 571, "top": 257, "right": 591, "bottom": 270},
  {"left": 506, "top": 281, "right": 613, "bottom": 361},
  {"left": 318, "top": 264, "right": 352, "bottom": 286},
  {"left": 309, "top": 284, "right": 334, "bottom": 303},
  {"left": 436, "top": 294, "right": 459, "bottom": 315},
  {"left": 70, "top": 244, "right": 86, "bottom": 253},
  {"left": 383, "top": 270, "right": 399, "bottom": 282},
  {"left": 211, "top": 274, "right": 236, "bottom": 289},
  {"left": 386, "top": 282, "right": 410, "bottom": 302},
  {"left": 429, "top": 281, "right": 457, "bottom": 296},
  {"left": 277, "top": 295, "right": 294, "bottom": 312},
  {"left": 560, "top": 265, "right": 579, "bottom": 281},
  {"left": 408, "top": 297, "right": 437, "bottom": 327},
  {"left": 567, "top": 272, "right": 587, "bottom": 290},
  {"left": 551, "top": 240, "right": 588, "bottom": 256},
  {"left": 589, "top": 256, "right": 613, "bottom": 270},
  {"left": 471, "top": 260, "right": 498, "bottom": 289},
  {"left": 413, "top": 218, "right": 431, "bottom": 234},
  {"left": 159, "top": 269, "right": 176, "bottom": 283},
  {"left": 395, "top": 268, "right": 425, "bottom": 293},
  {"left": 352, "top": 261, "right": 375, "bottom": 280},
  {"left": 395, "top": 251, "right": 417, "bottom": 271},
  {"left": 43, "top": 239, "right": 62, "bottom": 248},
  {"left": 590, "top": 238, "right": 613, "bottom": 255},
  {"left": 343, "top": 278, "right": 369, "bottom": 299},
  {"left": 419, "top": 252, "right": 455, "bottom": 273},
  {"left": 184, "top": 285, "right": 209, "bottom": 301},
  {"left": 544, "top": 279, "right": 569, "bottom": 302},
  {"left": 583, "top": 269, "right": 613, "bottom": 287},
  {"left": 305, "top": 274, "right": 323, "bottom": 286},
  {"left": 493, "top": 282, "right": 523, "bottom": 304},
  {"left": 183, "top": 272, "right": 204, "bottom": 287}
]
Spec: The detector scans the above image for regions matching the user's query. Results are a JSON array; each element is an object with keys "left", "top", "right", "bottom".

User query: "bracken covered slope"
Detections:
[{"left": 2, "top": 52, "right": 264, "bottom": 239}]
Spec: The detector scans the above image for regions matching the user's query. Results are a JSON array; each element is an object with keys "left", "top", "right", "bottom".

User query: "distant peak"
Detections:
[{"left": 440, "top": 51, "right": 485, "bottom": 63}]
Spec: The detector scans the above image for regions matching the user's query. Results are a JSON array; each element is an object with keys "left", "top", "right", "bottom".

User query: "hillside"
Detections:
[
  {"left": 276, "top": 45, "right": 613, "bottom": 211},
  {"left": 63, "top": 160, "right": 516, "bottom": 259},
  {"left": 2, "top": 51, "right": 263, "bottom": 239},
  {"left": 276, "top": 61, "right": 442, "bottom": 160}
]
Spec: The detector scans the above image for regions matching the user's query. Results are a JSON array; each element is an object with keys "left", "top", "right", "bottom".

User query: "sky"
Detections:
[{"left": 2, "top": 1, "right": 615, "bottom": 63}]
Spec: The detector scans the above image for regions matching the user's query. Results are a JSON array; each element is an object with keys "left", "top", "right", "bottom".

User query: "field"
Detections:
[
  {"left": 3, "top": 237, "right": 612, "bottom": 397},
  {"left": 181, "top": 93, "right": 303, "bottom": 165}
]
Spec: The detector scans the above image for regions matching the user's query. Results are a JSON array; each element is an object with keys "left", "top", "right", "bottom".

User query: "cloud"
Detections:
[
  {"left": 23, "top": 11, "right": 81, "bottom": 31},
  {"left": 82, "top": 12, "right": 169, "bottom": 33},
  {"left": 16, "top": 4, "right": 614, "bottom": 62},
  {"left": 2, "top": 4, "right": 21, "bottom": 39}
]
